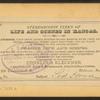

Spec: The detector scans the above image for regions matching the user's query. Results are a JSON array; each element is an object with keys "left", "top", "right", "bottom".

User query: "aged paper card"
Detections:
[{"left": 0, "top": 4, "right": 100, "bottom": 96}]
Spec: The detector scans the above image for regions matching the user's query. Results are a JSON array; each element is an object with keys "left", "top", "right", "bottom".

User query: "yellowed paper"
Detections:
[{"left": 0, "top": 4, "right": 100, "bottom": 96}]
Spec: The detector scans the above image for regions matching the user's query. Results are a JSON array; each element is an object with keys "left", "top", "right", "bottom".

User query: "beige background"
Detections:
[{"left": 0, "top": 4, "right": 100, "bottom": 96}]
